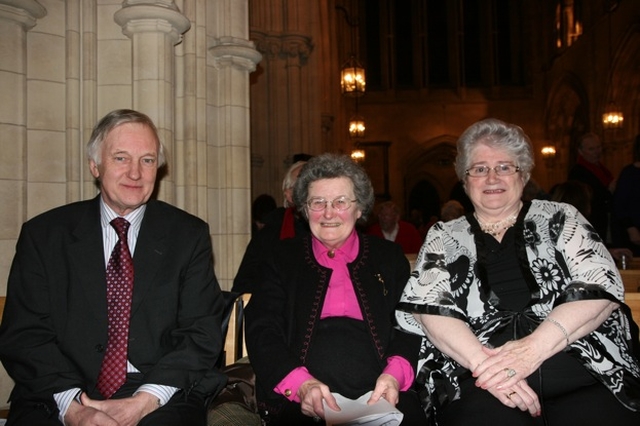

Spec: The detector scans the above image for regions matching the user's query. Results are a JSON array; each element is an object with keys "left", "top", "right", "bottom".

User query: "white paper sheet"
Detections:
[{"left": 323, "top": 391, "right": 404, "bottom": 426}]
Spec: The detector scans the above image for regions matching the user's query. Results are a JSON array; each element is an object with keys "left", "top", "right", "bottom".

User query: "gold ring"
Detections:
[
  {"left": 507, "top": 391, "right": 516, "bottom": 399},
  {"left": 505, "top": 368, "right": 516, "bottom": 378}
]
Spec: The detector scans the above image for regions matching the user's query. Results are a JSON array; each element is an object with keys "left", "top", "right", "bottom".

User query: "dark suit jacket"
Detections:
[
  {"left": 232, "top": 207, "right": 310, "bottom": 294},
  {"left": 0, "top": 196, "right": 226, "bottom": 403},
  {"left": 245, "top": 232, "right": 421, "bottom": 409}
]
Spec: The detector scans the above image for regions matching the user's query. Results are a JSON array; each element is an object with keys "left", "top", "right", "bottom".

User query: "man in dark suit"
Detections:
[{"left": 0, "top": 110, "right": 225, "bottom": 426}]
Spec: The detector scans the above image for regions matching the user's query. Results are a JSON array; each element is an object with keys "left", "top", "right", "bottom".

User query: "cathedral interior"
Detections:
[
  {"left": 0, "top": 0, "right": 639, "bottom": 289},
  {"left": 0, "top": 0, "right": 640, "bottom": 410},
  {"left": 249, "top": 0, "right": 640, "bottom": 225}
]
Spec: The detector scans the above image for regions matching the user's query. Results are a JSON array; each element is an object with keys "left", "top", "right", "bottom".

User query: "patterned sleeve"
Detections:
[
  {"left": 539, "top": 201, "right": 624, "bottom": 302},
  {"left": 396, "top": 219, "right": 473, "bottom": 336}
]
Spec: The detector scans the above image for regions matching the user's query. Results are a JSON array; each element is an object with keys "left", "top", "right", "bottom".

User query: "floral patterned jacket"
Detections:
[{"left": 396, "top": 199, "right": 640, "bottom": 418}]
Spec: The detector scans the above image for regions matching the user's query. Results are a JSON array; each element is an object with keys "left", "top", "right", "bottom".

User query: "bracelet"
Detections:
[{"left": 545, "top": 317, "right": 570, "bottom": 347}]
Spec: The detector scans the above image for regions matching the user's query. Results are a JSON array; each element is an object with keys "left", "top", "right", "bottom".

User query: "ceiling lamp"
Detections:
[
  {"left": 541, "top": 145, "right": 556, "bottom": 168},
  {"left": 601, "top": 8, "right": 623, "bottom": 130},
  {"left": 341, "top": 56, "right": 366, "bottom": 96},
  {"left": 541, "top": 146, "right": 556, "bottom": 159},
  {"left": 348, "top": 115, "right": 365, "bottom": 138},
  {"left": 602, "top": 105, "right": 624, "bottom": 129},
  {"left": 351, "top": 148, "right": 365, "bottom": 163}
]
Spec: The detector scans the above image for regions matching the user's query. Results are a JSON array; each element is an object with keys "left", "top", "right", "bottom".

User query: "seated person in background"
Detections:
[
  {"left": 550, "top": 180, "right": 633, "bottom": 264},
  {"left": 366, "top": 201, "right": 424, "bottom": 254},
  {"left": 0, "top": 109, "right": 226, "bottom": 426},
  {"left": 613, "top": 134, "right": 640, "bottom": 256},
  {"left": 245, "top": 153, "right": 426, "bottom": 425},
  {"left": 233, "top": 160, "right": 310, "bottom": 294},
  {"left": 251, "top": 193, "right": 277, "bottom": 235},
  {"left": 568, "top": 132, "right": 615, "bottom": 243},
  {"left": 397, "top": 118, "right": 640, "bottom": 425},
  {"left": 439, "top": 200, "right": 465, "bottom": 222}
]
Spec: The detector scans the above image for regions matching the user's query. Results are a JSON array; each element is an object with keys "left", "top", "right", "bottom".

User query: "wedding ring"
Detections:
[
  {"left": 507, "top": 391, "right": 516, "bottom": 399},
  {"left": 505, "top": 368, "right": 516, "bottom": 378}
]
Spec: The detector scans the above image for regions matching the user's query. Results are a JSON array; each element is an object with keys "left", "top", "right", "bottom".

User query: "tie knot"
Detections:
[{"left": 110, "top": 217, "right": 130, "bottom": 239}]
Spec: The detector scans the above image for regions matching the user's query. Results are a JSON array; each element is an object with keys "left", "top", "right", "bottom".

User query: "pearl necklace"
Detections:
[{"left": 475, "top": 213, "right": 518, "bottom": 237}]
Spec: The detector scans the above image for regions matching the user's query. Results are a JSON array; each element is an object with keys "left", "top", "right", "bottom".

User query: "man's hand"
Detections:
[
  {"left": 77, "top": 391, "right": 159, "bottom": 426},
  {"left": 64, "top": 400, "right": 119, "bottom": 426}
]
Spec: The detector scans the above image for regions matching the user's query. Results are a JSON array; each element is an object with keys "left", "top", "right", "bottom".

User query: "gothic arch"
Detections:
[
  {"left": 544, "top": 73, "right": 589, "bottom": 179},
  {"left": 402, "top": 136, "right": 459, "bottom": 224},
  {"left": 612, "top": 23, "right": 640, "bottom": 141}
]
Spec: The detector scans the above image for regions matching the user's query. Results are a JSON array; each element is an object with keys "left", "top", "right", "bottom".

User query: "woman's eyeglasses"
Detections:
[
  {"left": 306, "top": 196, "right": 357, "bottom": 212},
  {"left": 465, "top": 164, "right": 520, "bottom": 177}
]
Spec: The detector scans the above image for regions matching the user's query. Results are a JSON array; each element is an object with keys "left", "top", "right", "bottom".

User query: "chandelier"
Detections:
[
  {"left": 348, "top": 115, "right": 366, "bottom": 138},
  {"left": 341, "top": 56, "right": 366, "bottom": 96},
  {"left": 602, "top": 105, "right": 624, "bottom": 129},
  {"left": 601, "top": 7, "right": 623, "bottom": 130},
  {"left": 350, "top": 147, "right": 365, "bottom": 163},
  {"left": 337, "top": 2, "right": 367, "bottom": 162}
]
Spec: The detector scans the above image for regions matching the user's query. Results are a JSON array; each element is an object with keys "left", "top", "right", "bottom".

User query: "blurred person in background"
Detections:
[
  {"left": 366, "top": 201, "right": 424, "bottom": 254},
  {"left": 613, "top": 135, "right": 640, "bottom": 256}
]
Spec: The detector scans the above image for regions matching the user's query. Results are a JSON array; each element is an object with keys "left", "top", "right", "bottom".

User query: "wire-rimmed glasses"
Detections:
[
  {"left": 465, "top": 164, "right": 520, "bottom": 177},
  {"left": 306, "top": 196, "right": 357, "bottom": 212}
]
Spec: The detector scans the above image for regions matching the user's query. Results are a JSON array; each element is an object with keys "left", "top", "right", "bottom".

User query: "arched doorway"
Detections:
[
  {"left": 403, "top": 138, "right": 459, "bottom": 227},
  {"left": 407, "top": 180, "right": 440, "bottom": 228}
]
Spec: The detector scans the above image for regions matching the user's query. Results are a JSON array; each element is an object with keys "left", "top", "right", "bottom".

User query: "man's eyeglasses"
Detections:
[
  {"left": 465, "top": 164, "right": 520, "bottom": 177},
  {"left": 306, "top": 196, "right": 357, "bottom": 212}
]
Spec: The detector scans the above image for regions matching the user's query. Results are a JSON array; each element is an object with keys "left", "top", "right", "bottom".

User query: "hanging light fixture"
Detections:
[
  {"left": 541, "top": 145, "right": 557, "bottom": 168},
  {"left": 337, "top": 2, "right": 366, "bottom": 97},
  {"left": 337, "top": 1, "right": 366, "bottom": 162},
  {"left": 541, "top": 145, "right": 556, "bottom": 159},
  {"left": 602, "top": 6, "right": 623, "bottom": 129},
  {"left": 602, "top": 105, "right": 624, "bottom": 129},
  {"left": 351, "top": 147, "right": 365, "bottom": 163},
  {"left": 349, "top": 97, "right": 365, "bottom": 161},
  {"left": 341, "top": 56, "right": 366, "bottom": 96},
  {"left": 348, "top": 115, "right": 366, "bottom": 138}
]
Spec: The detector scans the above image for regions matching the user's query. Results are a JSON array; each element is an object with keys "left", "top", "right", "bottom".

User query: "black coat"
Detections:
[{"left": 245, "top": 232, "right": 421, "bottom": 409}]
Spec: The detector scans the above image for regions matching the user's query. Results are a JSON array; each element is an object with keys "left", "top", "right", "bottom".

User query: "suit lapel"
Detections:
[
  {"left": 69, "top": 196, "right": 109, "bottom": 321},
  {"left": 131, "top": 200, "right": 170, "bottom": 315}
]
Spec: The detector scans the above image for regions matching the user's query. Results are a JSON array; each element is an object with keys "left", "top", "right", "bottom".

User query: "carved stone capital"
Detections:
[
  {"left": 252, "top": 31, "right": 313, "bottom": 65},
  {"left": 114, "top": 1, "right": 190, "bottom": 45},
  {"left": 0, "top": 0, "right": 46, "bottom": 30},
  {"left": 209, "top": 37, "right": 262, "bottom": 72}
]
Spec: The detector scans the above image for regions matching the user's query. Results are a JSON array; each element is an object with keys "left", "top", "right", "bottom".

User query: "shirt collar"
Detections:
[
  {"left": 99, "top": 198, "right": 146, "bottom": 237},
  {"left": 312, "top": 229, "right": 359, "bottom": 266}
]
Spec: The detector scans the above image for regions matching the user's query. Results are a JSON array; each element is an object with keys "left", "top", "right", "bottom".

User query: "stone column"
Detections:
[
  {"left": 248, "top": 0, "right": 317, "bottom": 200},
  {"left": 65, "top": 0, "right": 98, "bottom": 202},
  {"left": 0, "top": 0, "right": 46, "bottom": 403},
  {"left": 0, "top": 0, "right": 46, "bottom": 286},
  {"left": 114, "top": 0, "right": 190, "bottom": 204},
  {"left": 207, "top": 0, "right": 262, "bottom": 290}
]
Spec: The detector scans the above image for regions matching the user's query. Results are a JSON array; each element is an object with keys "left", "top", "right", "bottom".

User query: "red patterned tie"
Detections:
[{"left": 97, "top": 217, "right": 134, "bottom": 399}]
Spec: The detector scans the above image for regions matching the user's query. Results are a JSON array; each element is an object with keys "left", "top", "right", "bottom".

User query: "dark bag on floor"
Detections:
[{"left": 208, "top": 360, "right": 260, "bottom": 426}]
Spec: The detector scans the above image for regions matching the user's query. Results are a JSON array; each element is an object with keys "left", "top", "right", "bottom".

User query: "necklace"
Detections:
[{"left": 475, "top": 213, "right": 518, "bottom": 237}]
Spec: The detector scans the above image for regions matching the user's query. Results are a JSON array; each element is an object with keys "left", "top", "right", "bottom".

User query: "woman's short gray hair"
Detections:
[
  {"left": 455, "top": 118, "right": 534, "bottom": 184},
  {"left": 86, "top": 109, "right": 166, "bottom": 167},
  {"left": 293, "top": 153, "right": 375, "bottom": 221}
]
